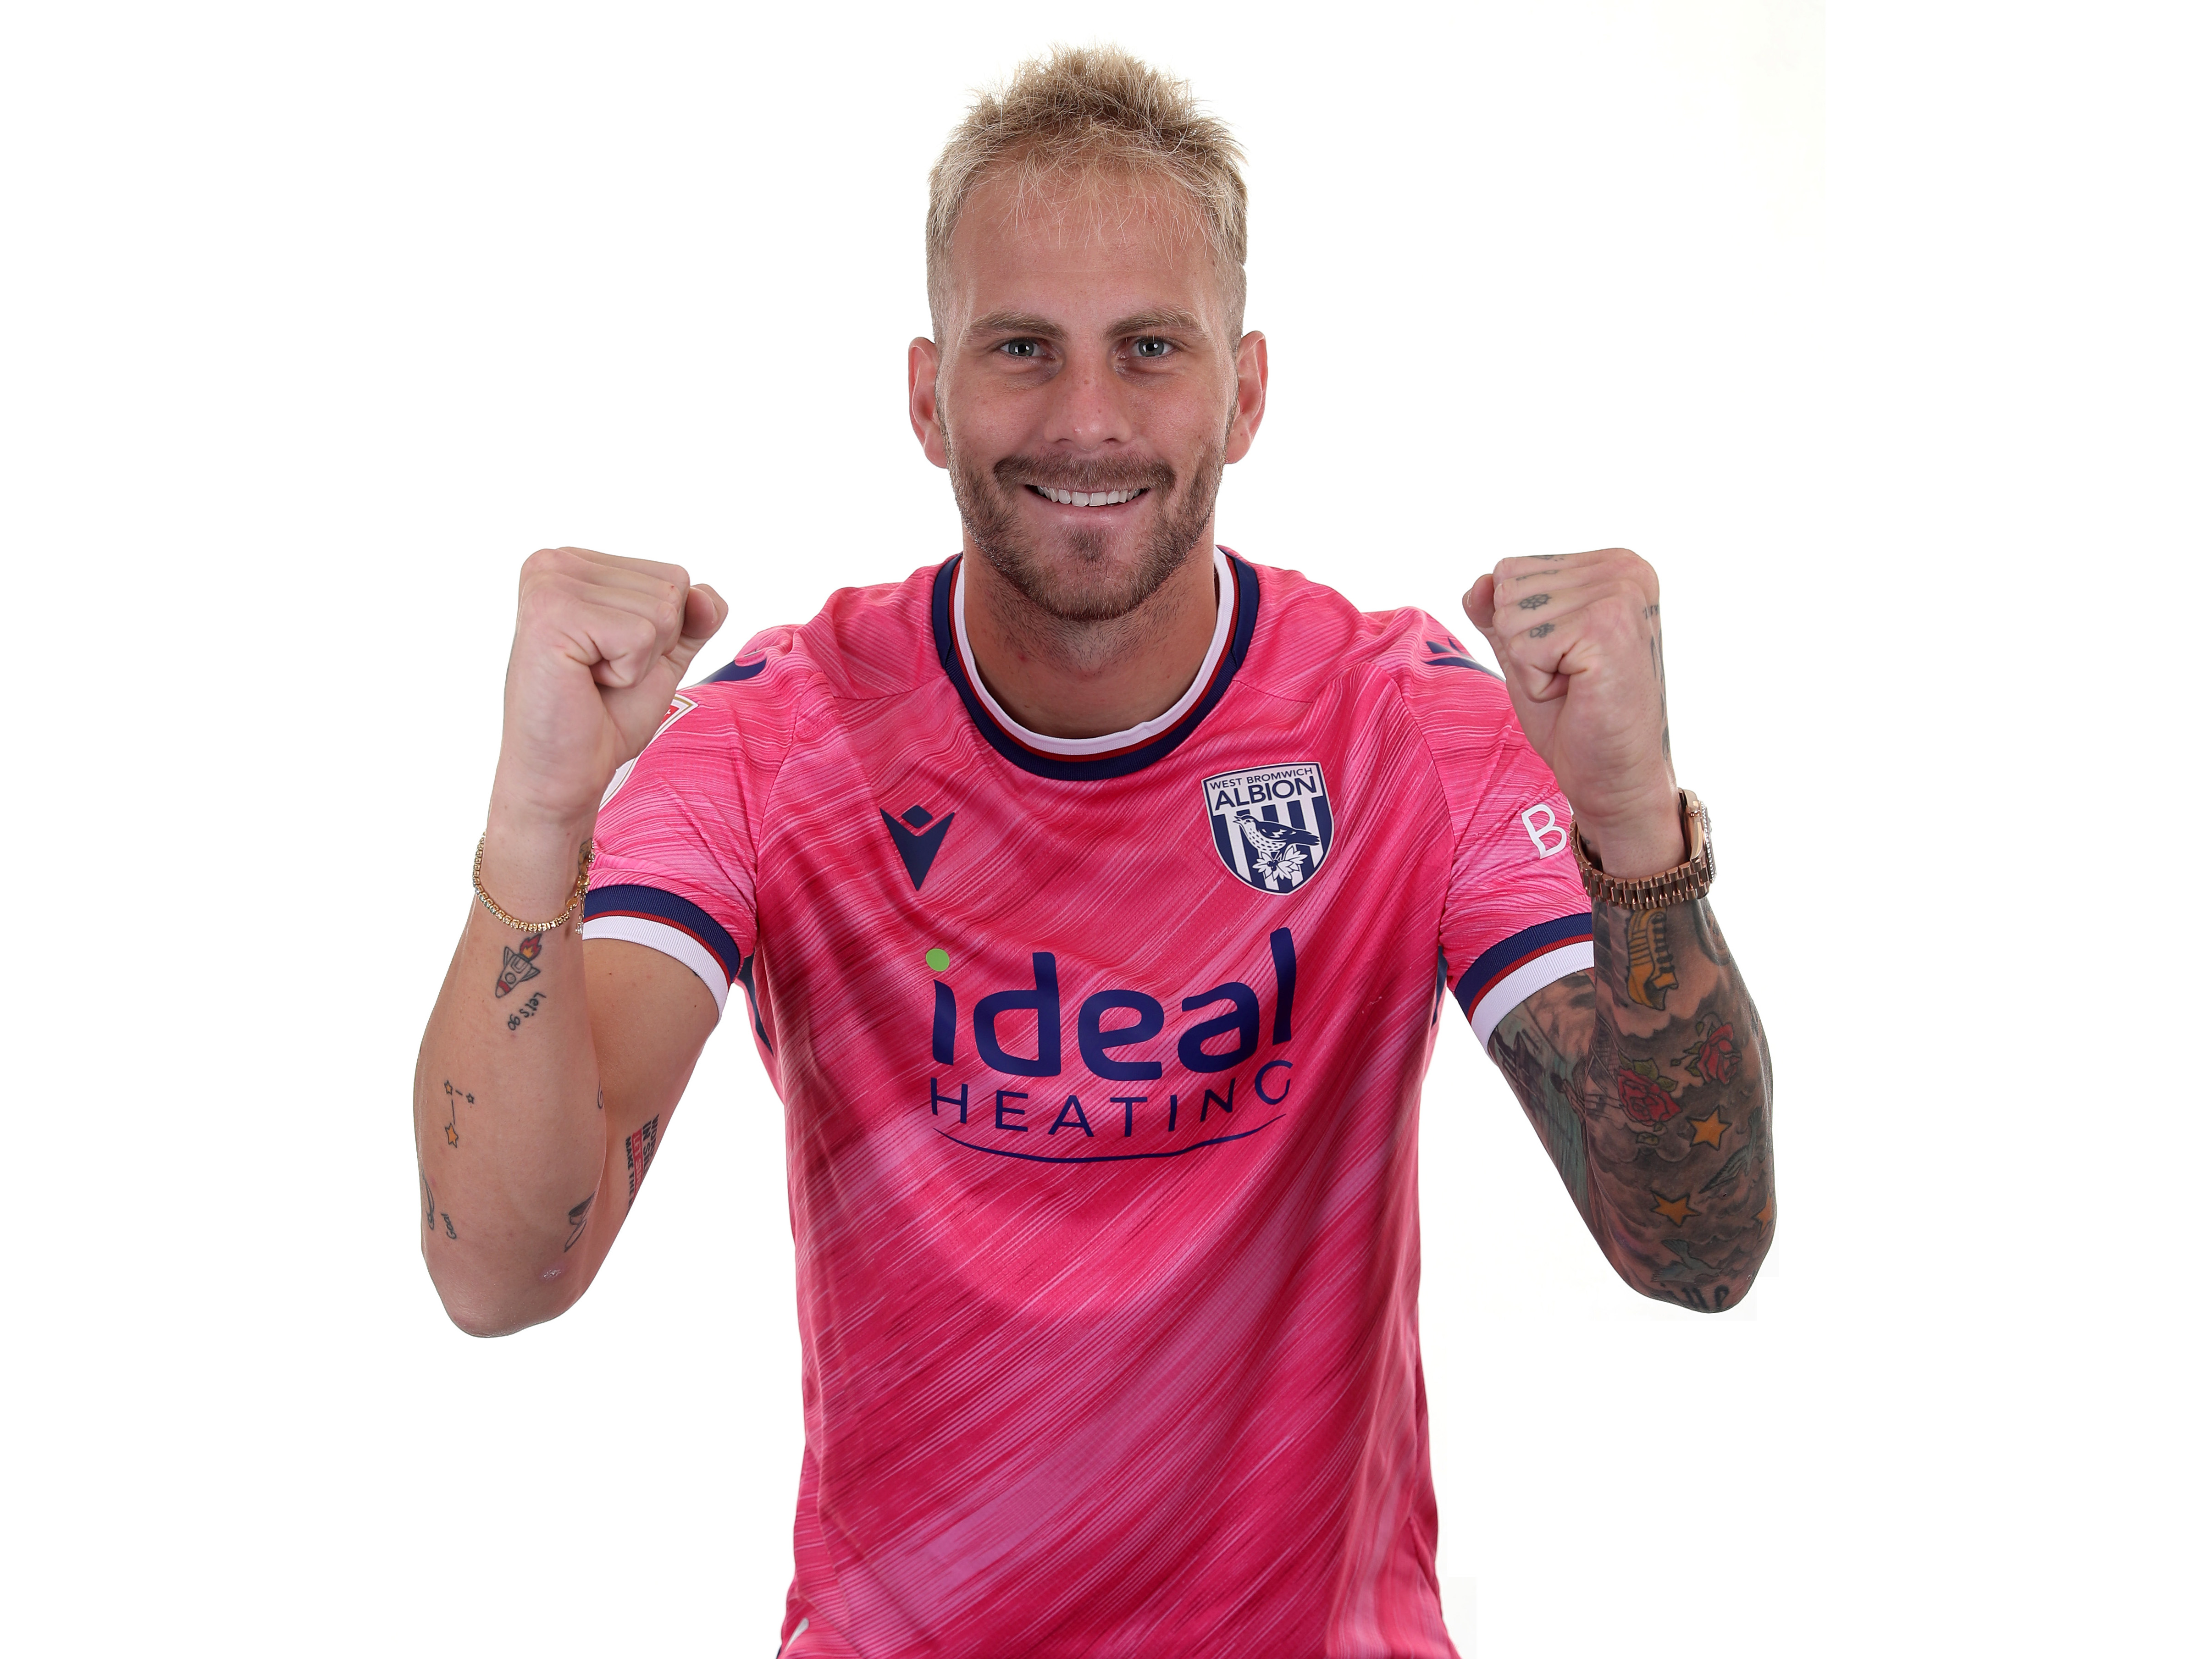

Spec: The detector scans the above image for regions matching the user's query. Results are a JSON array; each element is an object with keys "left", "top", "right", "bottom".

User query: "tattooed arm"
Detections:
[
  {"left": 1463, "top": 548, "right": 1772, "bottom": 1310},
  {"left": 1487, "top": 898, "right": 1772, "bottom": 1311},
  {"left": 415, "top": 547, "right": 727, "bottom": 1336},
  {"left": 415, "top": 897, "right": 714, "bottom": 1335}
]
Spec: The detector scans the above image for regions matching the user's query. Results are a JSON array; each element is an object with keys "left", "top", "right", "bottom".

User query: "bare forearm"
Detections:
[
  {"left": 1489, "top": 899, "right": 1774, "bottom": 1311},
  {"left": 414, "top": 816, "right": 605, "bottom": 1335},
  {"left": 412, "top": 548, "right": 729, "bottom": 1331}
]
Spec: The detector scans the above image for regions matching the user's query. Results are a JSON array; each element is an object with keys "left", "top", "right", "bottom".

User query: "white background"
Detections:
[{"left": 2, "top": 3, "right": 2203, "bottom": 1654}]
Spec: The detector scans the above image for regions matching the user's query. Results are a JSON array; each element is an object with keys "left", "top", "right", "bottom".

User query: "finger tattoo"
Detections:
[
  {"left": 1530, "top": 622, "right": 1556, "bottom": 638},
  {"left": 1518, "top": 593, "right": 1550, "bottom": 610}
]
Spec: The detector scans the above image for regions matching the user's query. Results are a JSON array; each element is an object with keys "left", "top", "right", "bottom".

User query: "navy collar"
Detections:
[{"left": 931, "top": 550, "right": 1261, "bottom": 781}]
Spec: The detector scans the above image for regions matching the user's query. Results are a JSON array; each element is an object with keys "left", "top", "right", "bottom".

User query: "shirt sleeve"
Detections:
[
  {"left": 1402, "top": 616, "right": 1595, "bottom": 1046},
  {"left": 579, "top": 661, "right": 785, "bottom": 1027}
]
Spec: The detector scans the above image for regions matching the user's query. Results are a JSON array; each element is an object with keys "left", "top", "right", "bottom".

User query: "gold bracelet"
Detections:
[{"left": 473, "top": 835, "right": 594, "bottom": 934}]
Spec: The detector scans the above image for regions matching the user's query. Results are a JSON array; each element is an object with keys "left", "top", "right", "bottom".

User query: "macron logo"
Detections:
[
  {"left": 1423, "top": 637, "right": 1499, "bottom": 677},
  {"left": 881, "top": 803, "right": 956, "bottom": 891}
]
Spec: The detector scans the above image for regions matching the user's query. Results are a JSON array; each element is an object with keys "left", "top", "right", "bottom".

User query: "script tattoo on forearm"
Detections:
[
  {"left": 420, "top": 1169, "right": 458, "bottom": 1240},
  {"left": 1488, "top": 898, "right": 1773, "bottom": 1312}
]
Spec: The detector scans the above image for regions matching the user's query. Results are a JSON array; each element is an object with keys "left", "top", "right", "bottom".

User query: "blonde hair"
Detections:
[{"left": 926, "top": 45, "right": 1249, "bottom": 338}]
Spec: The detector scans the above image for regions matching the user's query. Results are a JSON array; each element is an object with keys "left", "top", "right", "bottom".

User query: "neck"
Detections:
[{"left": 961, "top": 536, "right": 1220, "bottom": 740}]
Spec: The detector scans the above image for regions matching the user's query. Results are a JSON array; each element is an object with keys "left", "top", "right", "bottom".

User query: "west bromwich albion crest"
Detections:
[{"left": 1204, "top": 762, "right": 1335, "bottom": 894}]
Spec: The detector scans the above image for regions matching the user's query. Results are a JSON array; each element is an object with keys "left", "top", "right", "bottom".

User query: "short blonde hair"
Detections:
[{"left": 926, "top": 45, "right": 1249, "bottom": 338}]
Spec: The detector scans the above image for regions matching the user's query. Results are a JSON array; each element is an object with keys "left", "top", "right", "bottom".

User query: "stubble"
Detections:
[{"left": 946, "top": 435, "right": 1225, "bottom": 629}]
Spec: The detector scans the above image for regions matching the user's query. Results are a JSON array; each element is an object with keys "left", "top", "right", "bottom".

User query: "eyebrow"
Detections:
[
  {"left": 965, "top": 307, "right": 1211, "bottom": 346},
  {"left": 968, "top": 310, "right": 1067, "bottom": 344},
  {"left": 1108, "top": 307, "right": 1208, "bottom": 339}
]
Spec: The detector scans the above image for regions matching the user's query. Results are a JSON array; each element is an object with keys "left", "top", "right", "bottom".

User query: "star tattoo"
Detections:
[{"left": 1652, "top": 1191, "right": 1702, "bottom": 1228}]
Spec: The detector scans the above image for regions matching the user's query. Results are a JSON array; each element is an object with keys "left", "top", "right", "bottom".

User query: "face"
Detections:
[{"left": 910, "top": 165, "right": 1267, "bottom": 624}]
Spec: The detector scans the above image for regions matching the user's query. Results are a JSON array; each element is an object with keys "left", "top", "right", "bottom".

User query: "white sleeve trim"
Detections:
[
  {"left": 1468, "top": 940, "right": 1594, "bottom": 1046},
  {"left": 579, "top": 916, "right": 729, "bottom": 1017}
]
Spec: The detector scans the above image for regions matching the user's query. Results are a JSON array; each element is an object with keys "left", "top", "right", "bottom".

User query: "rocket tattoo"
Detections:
[{"left": 495, "top": 933, "right": 543, "bottom": 998}]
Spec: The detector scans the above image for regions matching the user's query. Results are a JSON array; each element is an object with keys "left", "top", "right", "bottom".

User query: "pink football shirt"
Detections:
[{"left": 581, "top": 552, "right": 1592, "bottom": 1658}]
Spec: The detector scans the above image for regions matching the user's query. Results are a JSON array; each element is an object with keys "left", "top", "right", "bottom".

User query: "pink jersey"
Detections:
[{"left": 581, "top": 552, "right": 1591, "bottom": 1659}]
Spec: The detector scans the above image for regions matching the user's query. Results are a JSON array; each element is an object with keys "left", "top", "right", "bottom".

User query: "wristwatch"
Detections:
[{"left": 1571, "top": 789, "right": 1715, "bottom": 912}]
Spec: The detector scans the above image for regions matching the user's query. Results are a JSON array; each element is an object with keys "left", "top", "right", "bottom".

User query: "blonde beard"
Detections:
[{"left": 946, "top": 434, "right": 1223, "bottom": 627}]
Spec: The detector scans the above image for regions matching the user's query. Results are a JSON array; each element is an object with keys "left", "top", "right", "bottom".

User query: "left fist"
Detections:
[{"left": 1464, "top": 548, "right": 1683, "bottom": 879}]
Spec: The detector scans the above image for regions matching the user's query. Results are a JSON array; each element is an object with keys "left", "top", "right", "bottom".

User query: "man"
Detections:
[{"left": 417, "top": 44, "right": 1772, "bottom": 1658}]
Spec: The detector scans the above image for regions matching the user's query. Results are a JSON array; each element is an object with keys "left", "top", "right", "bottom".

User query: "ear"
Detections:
[
  {"left": 908, "top": 337, "right": 948, "bottom": 469},
  {"left": 1224, "top": 331, "right": 1269, "bottom": 464}
]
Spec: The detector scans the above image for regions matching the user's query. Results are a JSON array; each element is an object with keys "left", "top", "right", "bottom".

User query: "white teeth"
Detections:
[{"left": 1038, "top": 486, "right": 1140, "bottom": 507}]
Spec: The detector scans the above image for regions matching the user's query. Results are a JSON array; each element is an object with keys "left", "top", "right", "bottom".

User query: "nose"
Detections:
[{"left": 1042, "top": 347, "right": 1137, "bottom": 452}]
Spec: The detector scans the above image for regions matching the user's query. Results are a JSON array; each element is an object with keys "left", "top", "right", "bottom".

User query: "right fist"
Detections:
[{"left": 493, "top": 547, "right": 727, "bottom": 827}]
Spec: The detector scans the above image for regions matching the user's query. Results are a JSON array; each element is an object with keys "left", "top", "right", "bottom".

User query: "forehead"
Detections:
[{"left": 945, "top": 160, "right": 1222, "bottom": 330}]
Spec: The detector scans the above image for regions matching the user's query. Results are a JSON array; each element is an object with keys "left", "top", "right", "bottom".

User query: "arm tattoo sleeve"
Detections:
[{"left": 1486, "top": 899, "right": 1774, "bottom": 1311}]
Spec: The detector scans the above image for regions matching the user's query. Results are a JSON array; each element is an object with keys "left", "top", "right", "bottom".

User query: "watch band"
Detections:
[{"left": 1572, "top": 789, "right": 1715, "bottom": 912}]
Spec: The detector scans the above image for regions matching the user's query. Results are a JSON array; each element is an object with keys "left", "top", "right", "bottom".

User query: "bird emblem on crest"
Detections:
[{"left": 1233, "top": 809, "right": 1322, "bottom": 889}]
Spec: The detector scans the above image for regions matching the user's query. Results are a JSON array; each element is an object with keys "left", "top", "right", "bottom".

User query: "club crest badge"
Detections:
[{"left": 1204, "top": 762, "right": 1335, "bottom": 894}]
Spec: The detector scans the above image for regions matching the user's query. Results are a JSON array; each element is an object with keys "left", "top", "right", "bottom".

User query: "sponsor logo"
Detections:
[
  {"left": 1204, "top": 762, "right": 1334, "bottom": 894},
  {"left": 880, "top": 803, "right": 955, "bottom": 891},
  {"left": 924, "top": 929, "right": 1300, "bottom": 1163}
]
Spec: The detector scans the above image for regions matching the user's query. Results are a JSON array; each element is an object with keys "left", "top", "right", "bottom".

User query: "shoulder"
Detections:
[
  {"left": 598, "top": 562, "right": 946, "bottom": 817},
  {"left": 1240, "top": 557, "right": 1516, "bottom": 730},
  {"left": 680, "top": 561, "right": 946, "bottom": 730},
  {"left": 1238, "top": 557, "right": 1549, "bottom": 827}
]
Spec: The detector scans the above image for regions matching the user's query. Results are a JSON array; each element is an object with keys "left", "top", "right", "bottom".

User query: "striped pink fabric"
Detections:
[{"left": 583, "top": 554, "right": 1590, "bottom": 1658}]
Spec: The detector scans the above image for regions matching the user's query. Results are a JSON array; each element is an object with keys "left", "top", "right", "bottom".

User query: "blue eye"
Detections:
[
  {"left": 1001, "top": 339, "right": 1041, "bottom": 359},
  {"left": 1132, "top": 337, "right": 1172, "bottom": 358}
]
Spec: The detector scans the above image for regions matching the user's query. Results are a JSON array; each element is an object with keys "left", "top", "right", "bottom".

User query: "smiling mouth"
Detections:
[{"left": 1024, "top": 485, "right": 1149, "bottom": 508}]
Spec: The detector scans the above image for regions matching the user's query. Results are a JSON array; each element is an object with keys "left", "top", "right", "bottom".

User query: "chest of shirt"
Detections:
[{"left": 739, "top": 684, "right": 1458, "bottom": 1156}]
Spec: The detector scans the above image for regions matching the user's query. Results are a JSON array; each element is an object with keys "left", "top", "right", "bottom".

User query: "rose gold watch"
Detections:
[{"left": 1572, "top": 789, "right": 1715, "bottom": 912}]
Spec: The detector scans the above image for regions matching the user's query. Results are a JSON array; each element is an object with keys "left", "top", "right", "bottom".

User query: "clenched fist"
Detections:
[
  {"left": 492, "top": 547, "right": 727, "bottom": 834},
  {"left": 1463, "top": 548, "right": 1683, "bottom": 879}
]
